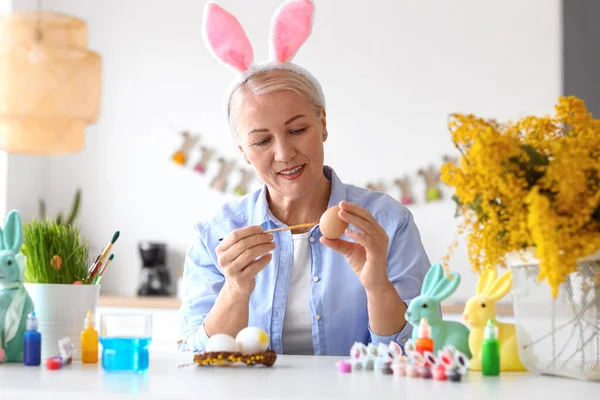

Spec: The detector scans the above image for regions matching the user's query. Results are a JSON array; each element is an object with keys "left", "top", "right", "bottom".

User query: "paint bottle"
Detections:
[
  {"left": 482, "top": 319, "right": 500, "bottom": 376},
  {"left": 24, "top": 312, "right": 41, "bottom": 366},
  {"left": 81, "top": 310, "right": 99, "bottom": 364},
  {"left": 415, "top": 317, "right": 434, "bottom": 355}
]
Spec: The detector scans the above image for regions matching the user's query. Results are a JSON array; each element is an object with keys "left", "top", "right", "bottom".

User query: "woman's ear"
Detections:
[
  {"left": 238, "top": 145, "right": 249, "bottom": 164},
  {"left": 320, "top": 108, "right": 328, "bottom": 141}
]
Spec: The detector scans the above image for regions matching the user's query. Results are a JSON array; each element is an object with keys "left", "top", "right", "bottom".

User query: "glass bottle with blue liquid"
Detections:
[
  {"left": 24, "top": 312, "right": 41, "bottom": 366},
  {"left": 100, "top": 313, "right": 152, "bottom": 372}
]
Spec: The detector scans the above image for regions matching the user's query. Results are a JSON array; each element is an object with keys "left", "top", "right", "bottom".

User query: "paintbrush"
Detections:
[
  {"left": 88, "top": 231, "right": 120, "bottom": 281},
  {"left": 218, "top": 222, "right": 318, "bottom": 241},
  {"left": 95, "top": 254, "right": 114, "bottom": 284}
]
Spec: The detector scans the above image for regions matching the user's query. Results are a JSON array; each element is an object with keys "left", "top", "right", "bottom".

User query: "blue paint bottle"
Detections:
[{"left": 24, "top": 312, "right": 41, "bottom": 366}]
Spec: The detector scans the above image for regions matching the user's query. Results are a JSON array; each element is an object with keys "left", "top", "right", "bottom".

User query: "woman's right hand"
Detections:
[{"left": 215, "top": 226, "right": 275, "bottom": 297}]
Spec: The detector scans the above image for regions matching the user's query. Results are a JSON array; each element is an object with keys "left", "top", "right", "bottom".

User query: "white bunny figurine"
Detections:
[
  {"left": 374, "top": 342, "right": 402, "bottom": 374},
  {"left": 349, "top": 342, "right": 368, "bottom": 371}
]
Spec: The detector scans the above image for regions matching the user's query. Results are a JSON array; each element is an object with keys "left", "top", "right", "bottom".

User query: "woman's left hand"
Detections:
[{"left": 320, "top": 201, "right": 390, "bottom": 292}]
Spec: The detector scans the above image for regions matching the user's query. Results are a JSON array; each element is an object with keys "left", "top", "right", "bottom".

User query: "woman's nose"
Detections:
[{"left": 274, "top": 139, "right": 296, "bottom": 162}]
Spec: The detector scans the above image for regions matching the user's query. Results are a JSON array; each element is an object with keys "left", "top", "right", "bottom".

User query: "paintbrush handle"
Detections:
[
  {"left": 98, "top": 242, "right": 114, "bottom": 264},
  {"left": 264, "top": 222, "right": 318, "bottom": 234},
  {"left": 218, "top": 221, "right": 318, "bottom": 241}
]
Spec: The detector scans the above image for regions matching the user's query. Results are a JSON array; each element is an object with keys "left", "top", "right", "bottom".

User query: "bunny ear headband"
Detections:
[{"left": 202, "top": 0, "right": 326, "bottom": 123}]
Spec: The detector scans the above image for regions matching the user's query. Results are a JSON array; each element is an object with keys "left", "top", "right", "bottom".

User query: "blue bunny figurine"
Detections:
[
  {"left": 0, "top": 210, "right": 35, "bottom": 363},
  {"left": 405, "top": 263, "right": 471, "bottom": 358}
]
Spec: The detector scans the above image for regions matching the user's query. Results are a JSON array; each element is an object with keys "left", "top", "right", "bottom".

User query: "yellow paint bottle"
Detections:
[{"left": 81, "top": 310, "right": 98, "bottom": 364}]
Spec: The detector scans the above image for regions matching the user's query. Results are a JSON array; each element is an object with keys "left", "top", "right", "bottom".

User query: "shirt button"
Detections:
[
  {"left": 313, "top": 276, "right": 319, "bottom": 282},
  {"left": 314, "top": 314, "right": 321, "bottom": 321},
  {"left": 309, "top": 237, "right": 315, "bottom": 243}
]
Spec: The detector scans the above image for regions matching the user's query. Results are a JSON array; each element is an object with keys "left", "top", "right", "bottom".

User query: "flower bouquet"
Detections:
[{"left": 441, "top": 96, "right": 600, "bottom": 380}]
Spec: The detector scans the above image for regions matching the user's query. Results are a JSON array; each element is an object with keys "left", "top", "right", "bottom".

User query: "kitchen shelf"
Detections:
[{"left": 98, "top": 295, "right": 514, "bottom": 316}]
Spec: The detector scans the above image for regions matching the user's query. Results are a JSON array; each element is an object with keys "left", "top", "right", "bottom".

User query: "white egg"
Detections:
[
  {"left": 205, "top": 333, "right": 239, "bottom": 353},
  {"left": 235, "top": 327, "right": 270, "bottom": 355}
]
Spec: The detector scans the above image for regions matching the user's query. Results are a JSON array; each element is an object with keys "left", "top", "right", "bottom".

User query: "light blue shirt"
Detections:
[{"left": 178, "top": 166, "right": 431, "bottom": 356}]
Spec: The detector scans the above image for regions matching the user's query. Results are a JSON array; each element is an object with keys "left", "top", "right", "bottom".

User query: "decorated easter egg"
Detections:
[
  {"left": 319, "top": 205, "right": 348, "bottom": 239},
  {"left": 205, "top": 333, "right": 239, "bottom": 353},
  {"left": 235, "top": 327, "right": 270, "bottom": 354}
]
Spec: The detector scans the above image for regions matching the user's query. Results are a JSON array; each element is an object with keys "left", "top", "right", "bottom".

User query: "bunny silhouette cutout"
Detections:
[
  {"left": 193, "top": 146, "right": 215, "bottom": 174},
  {"left": 442, "top": 154, "right": 458, "bottom": 166},
  {"left": 172, "top": 131, "right": 199, "bottom": 166},
  {"left": 234, "top": 168, "right": 254, "bottom": 196},
  {"left": 405, "top": 264, "right": 471, "bottom": 358},
  {"left": 394, "top": 176, "right": 414, "bottom": 205},
  {"left": 0, "top": 210, "right": 35, "bottom": 363},
  {"left": 366, "top": 182, "right": 385, "bottom": 192},
  {"left": 463, "top": 267, "right": 526, "bottom": 371},
  {"left": 418, "top": 165, "right": 442, "bottom": 202},
  {"left": 210, "top": 158, "right": 236, "bottom": 192}
]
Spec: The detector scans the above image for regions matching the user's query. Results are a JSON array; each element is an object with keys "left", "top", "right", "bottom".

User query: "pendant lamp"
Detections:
[{"left": 0, "top": 11, "right": 102, "bottom": 154}]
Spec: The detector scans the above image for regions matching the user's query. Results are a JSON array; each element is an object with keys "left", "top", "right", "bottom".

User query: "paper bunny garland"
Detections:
[{"left": 202, "top": 0, "right": 325, "bottom": 123}]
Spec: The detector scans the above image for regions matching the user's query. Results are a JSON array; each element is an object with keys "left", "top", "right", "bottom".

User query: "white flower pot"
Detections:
[
  {"left": 509, "top": 249, "right": 600, "bottom": 381},
  {"left": 24, "top": 283, "right": 100, "bottom": 361}
]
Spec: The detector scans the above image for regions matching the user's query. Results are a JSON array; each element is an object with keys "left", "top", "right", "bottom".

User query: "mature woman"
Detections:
[{"left": 178, "top": 0, "right": 431, "bottom": 356}]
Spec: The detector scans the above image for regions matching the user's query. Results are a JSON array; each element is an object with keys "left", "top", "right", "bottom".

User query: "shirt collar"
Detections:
[{"left": 251, "top": 165, "right": 347, "bottom": 227}]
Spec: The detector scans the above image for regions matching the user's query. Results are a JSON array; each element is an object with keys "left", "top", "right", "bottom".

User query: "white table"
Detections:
[{"left": 0, "top": 350, "right": 596, "bottom": 399}]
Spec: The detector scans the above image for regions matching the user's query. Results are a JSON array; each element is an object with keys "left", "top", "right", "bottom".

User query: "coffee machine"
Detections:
[{"left": 138, "top": 242, "right": 172, "bottom": 296}]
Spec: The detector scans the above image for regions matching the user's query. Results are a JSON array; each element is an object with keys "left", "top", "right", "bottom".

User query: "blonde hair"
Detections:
[{"left": 228, "top": 68, "right": 324, "bottom": 137}]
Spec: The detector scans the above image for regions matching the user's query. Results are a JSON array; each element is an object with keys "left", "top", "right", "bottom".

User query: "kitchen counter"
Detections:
[
  {"left": 98, "top": 295, "right": 514, "bottom": 316},
  {"left": 0, "top": 351, "right": 595, "bottom": 399}
]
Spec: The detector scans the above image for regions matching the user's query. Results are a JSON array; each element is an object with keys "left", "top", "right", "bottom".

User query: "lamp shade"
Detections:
[{"left": 0, "top": 11, "right": 101, "bottom": 154}]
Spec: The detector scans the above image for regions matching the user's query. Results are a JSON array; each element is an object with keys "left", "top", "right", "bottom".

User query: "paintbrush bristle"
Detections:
[{"left": 111, "top": 231, "right": 120, "bottom": 243}]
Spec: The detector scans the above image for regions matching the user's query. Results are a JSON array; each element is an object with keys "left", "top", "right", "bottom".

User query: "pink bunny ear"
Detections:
[
  {"left": 202, "top": 2, "right": 254, "bottom": 72},
  {"left": 269, "top": 0, "right": 315, "bottom": 63}
]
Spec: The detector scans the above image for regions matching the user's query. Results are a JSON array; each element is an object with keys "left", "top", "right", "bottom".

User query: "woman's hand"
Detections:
[
  {"left": 216, "top": 226, "right": 275, "bottom": 297},
  {"left": 320, "top": 201, "right": 390, "bottom": 292}
]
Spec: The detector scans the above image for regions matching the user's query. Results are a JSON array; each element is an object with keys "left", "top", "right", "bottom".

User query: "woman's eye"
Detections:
[
  {"left": 254, "top": 138, "right": 269, "bottom": 146},
  {"left": 290, "top": 128, "right": 306, "bottom": 135}
]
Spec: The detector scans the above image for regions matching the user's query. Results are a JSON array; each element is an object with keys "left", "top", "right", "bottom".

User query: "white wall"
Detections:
[
  {"left": 3, "top": 0, "right": 51, "bottom": 222},
  {"left": 7, "top": 0, "right": 562, "bottom": 302}
]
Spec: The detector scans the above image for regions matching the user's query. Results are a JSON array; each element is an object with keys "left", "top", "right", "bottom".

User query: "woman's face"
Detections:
[{"left": 235, "top": 90, "right": 327, "bottom": 202}]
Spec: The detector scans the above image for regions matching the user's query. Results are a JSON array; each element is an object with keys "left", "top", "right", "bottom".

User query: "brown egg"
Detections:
[{"left": 319, "top": 205, "right": 348, "bottom": 239}]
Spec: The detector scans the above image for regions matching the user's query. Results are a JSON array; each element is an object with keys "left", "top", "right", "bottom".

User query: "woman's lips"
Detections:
[{"left": 277, "top": 164, "right": 305, "bottom": 180}]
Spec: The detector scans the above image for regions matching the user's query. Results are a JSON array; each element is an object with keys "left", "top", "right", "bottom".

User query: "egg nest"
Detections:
[{"left": 193, "top": 350, "right": 277, "bottom": 367}]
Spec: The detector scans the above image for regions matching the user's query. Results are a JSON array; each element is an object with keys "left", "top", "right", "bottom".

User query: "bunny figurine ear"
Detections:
[
  {"left": 2, "top": 210, "right": 23, "bottom": 254},
  {"left": 476, "top": 266, "right": 497, "bottom": 296},
  {"left": 486, "top": 271, "right": 513, "bottom": 302},
  {"left": 430, "top": 271, "right": 461, "bottom": 303},
  {"left": 422, "top": 263, "right": 444, "bottom": 296},
  {"left": 269, "top": 0, "right": 315, "bottom": 63},
  {"left": 202, "top": 1, "right": 254, "bottom": 73}
]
